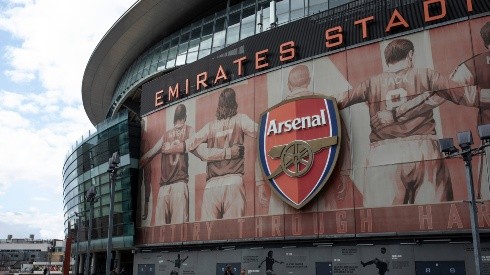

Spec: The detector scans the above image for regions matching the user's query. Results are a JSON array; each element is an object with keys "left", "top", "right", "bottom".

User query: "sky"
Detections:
[{"left": 0, "top": 0, "right": 136, "bottom": 240}]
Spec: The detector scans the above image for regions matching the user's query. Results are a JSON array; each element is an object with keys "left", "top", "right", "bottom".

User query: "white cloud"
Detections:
[
  {"left": 4, "top": 69, "right": 35, "bottom": 83},
  {"left": 0, "top": 0, "right": 135, "bottom": 239}
]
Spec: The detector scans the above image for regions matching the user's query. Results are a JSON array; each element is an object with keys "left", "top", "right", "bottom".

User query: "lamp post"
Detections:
[
  {"left": 106, "top": 152, "right": 120, "bottom": 275},
  {"left": 438, "top": 124, "right": 490, "bottom": 275},
  {"left": 74, "top": 212, "right": 83, "bottom": 275},
  {"left": 84, "top": 186, "right": 97, "bottom": 275}
]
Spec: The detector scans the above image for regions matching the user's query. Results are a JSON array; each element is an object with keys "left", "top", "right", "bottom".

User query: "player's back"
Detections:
[
  {"left": 367, "top": 67, "right": 440, "bottom": 142},
  {"left": 206, "top": 114, "right": 246, "bottom": 179},
  {"left": 160, "top": 125, "right": 191, "bottom": 185}
]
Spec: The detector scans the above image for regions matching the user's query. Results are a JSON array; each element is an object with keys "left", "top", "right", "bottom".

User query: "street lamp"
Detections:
[
  {"left": 438, "top": 123, "right": 490, "bottom": 275},
  {"left": 106, "top": 152, "right": 120, "bottom": 275},
  {"left": 74, "top": 212, "right": 83, "bottom": 275},
  {"left": 84, "top": 186, "right": 97, "bottom": 275}
]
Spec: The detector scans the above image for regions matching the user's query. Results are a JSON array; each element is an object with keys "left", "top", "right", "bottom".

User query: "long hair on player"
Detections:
[
  {"left": 173, "top": 104, "right": 187, "bottom": 125},
  {"left": 216, "top": 88, "right": 238, "bottom": 120},
  {"left": 384, "top": 38, "right": 414, "bottom": 65},
  {"left": 481, "top": 21, "right": 490, "bottom": 49}
]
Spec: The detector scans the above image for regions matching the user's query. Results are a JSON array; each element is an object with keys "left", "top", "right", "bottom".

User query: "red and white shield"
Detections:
[{"left": 258, "top": 96, "right": 341, "bottom": 209}]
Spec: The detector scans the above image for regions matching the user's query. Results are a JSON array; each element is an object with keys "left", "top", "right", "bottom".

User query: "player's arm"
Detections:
[
  {"left": 372, "top": 91, "right": 445, "bottom": 129},
  {"left": 432, "top": 68, "right": 476, "bottom": 106},
  {"left": 140, "top": 137, "right": 164, "bottom": 167},
  {"left": 163, "top": 123, "right": 211, "bottom": 154},
  {"left": 192, "top": 144, "right": 244, "bottom": 161},
  {"left": 239, "top": 113, "right": 258, "bottom": 138},
  {"left": 185, "top": 123, "right": 211, "bottom": 152},
  {"left": 336, "top": 80, "right": 369, "bottom": 110}
]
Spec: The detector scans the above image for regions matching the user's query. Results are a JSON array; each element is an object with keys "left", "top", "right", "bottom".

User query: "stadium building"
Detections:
[{"left": 63, "top": 0, "right": 490, "bottom": 274}]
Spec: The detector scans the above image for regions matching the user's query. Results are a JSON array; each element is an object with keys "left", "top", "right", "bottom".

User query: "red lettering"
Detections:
[
  {"left": 354, "top": 16, "right": 374, "bottom": 39},
  {"left": 255, "top": 217, "right": 263, "bottom": 238},
  {"left": 280, "top": 41, "right": 296, "bottom": 62},
  {"left": 423, "top": 0, "right": 447, "bottom": 22},
  {"left": 196, "top": 72, "right": 208, "bottom": 90},
  {"left": 325, "top": 26, "right": 343, "bottom": 48},
  {"left": 193, "top": 223, "right": 200, "bottom": 241},
  {"left": 292, "top": 214, "right": 302, "bottom": 236},
  {"left": 418, "top": 205, "right": 433, "bottom": 230},
  {"left": 336, "top": 211, "right": 348, "bottom": 233},
  {"left": 155, "top": 90, "right": 164, "bottom": 108},
  {"left": 206, "top": 222, "right": 213, "bottom": 240},
  {"left": 359, "top": 209, "right": 373, "bottom": 233},
  {"left": 385, "top": 9, "right": 410, "bottom": 32},
  {"left": 255, "top": 49, "right": 269, "bottom": 69},
  {"left": 214, "top": 65, "right": 228, "bottom": 84},
  {"left": 272, "top": 216, "right": 281, "bottom": 237},
  {"left": 233, "top": 56, "right": 247, "bottom": 76},
  {"left": 168, "top": 83, "right": 179, "bottom": 101},
  {"left": 447, "top": 204, "right": 463, "bottom": 229},
  {"left": 238, "top": 219, "right": 245, "bottom": 238}
]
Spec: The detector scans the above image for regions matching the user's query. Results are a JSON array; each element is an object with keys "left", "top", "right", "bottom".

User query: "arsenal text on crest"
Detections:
[{"left": 266, "top": 109, "right": 327, "bottom": 136}]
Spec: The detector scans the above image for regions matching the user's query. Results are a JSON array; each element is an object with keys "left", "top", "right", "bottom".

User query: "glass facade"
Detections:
[
  {"left": 107, "top": 0, "right": 352, "bottom": 119},
  {"left": 63, "top": 110, "right": 140, "bottom": 251}
]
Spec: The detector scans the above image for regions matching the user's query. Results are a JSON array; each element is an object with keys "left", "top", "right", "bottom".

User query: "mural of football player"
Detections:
[
  {"left": 141, "top": 104, "right": 236, "bottom": 224},
  {"left": 140, "top": 104, "right": 192, "bottom": 224},
  {"left": 166, "top": 88, "right": 257, "bottom": 221},
  {"left": 168, "top": 254, "right": 188, "bottom": 275},
  {"left": 360, "top": 247, "right": 389, "bottom": 275},
  {"left": 258, "top": 250, "right": 283, "bottom": 275},
  {"left": 261, "top": 64, "right": 355, "bottom": 213},
  {"left": 377, "top": 22, "right": 490, "bottom": 199},
  {"left": 450, "top": 21, "right": 490, "bottom": 199},
  {"left": 337, "top": 38, "right": 459, "bottom": 207}
]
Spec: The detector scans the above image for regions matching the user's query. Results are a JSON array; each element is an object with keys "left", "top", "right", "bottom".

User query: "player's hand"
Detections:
[
  {"left": 372, "top": 110, "right": 395, "bottom": 129},
  {"left": 258, "top": 184, "right": 269, "bottom": 207},
  {"left": 230, "top": 144, "right": 244, "bottom": 158}
]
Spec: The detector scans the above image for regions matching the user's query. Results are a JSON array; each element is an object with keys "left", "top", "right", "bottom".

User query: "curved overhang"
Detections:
[{"left": 82, "top": 0, "right": 224, "bottom": 125}]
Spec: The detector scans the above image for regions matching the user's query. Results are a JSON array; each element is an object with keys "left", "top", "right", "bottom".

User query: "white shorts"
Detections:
[
  {"left": 201, "top": 174, "right": 245, "bottom": 221},
  {"left": 155, "top": 181, "right": 189, "bottom": 225},
  {"left": 363, "top": 136, "right": 452, "bottom": 208}
]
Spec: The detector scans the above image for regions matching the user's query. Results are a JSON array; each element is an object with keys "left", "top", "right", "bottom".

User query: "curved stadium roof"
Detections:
[{"left": 82, "top": 0, "right": 223, "bottom": 125}]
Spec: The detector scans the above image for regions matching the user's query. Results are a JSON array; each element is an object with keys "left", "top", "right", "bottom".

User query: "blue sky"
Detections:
[{"left": 0, "top": 0, "right": 135, "bottom": 240}]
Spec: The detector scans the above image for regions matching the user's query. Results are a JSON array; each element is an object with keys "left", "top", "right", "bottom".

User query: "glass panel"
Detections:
[
  {"left": 240, "top": 6, "right": 255, "bottom": 40},
  {"left": 276, "top": 0, "right": 289, "bottom": 25},
  {"left": 212, "top": 17, "right": 226, "bottom": 52},
  {"left": 308, "top": 0, "right": 329, "bottom": 14},
  {"left": 187, "top": 27, "right": 201, "bottom": 63},
  {"left": 226, "top": 11, "right": 241, "bottom": 46},
  {"left": 166, "top": 37, "right": 179, "bottom": 68},
  {"left": 157, "top": 42, "right": 169, "bottom": 70},
  {"left": 291, "top": 0, "right": 305, "bottom": 21},
  {"left": 176, "top": 31, "right": 190, "bottom": 66},
  {"left": 329, "top": 0, "right": 350, "bottom": 8},
  {"left": 199, "top": 22, "right": 214, "bottom": 58}
]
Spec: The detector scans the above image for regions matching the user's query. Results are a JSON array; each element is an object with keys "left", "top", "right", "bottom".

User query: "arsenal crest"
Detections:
[{"left": 258, "top": 96, "right": 341, "bottom": 209}]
